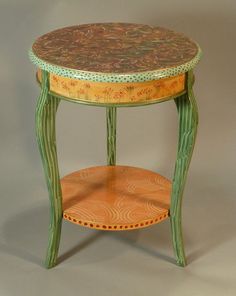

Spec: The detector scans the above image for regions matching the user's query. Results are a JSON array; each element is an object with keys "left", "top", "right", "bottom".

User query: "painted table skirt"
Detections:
[
  {"left": 37, "top": 69, "right": 185, "bottom": 104},
  {"left": 29, "top": 23, "right": 202, "bottom": 268}
]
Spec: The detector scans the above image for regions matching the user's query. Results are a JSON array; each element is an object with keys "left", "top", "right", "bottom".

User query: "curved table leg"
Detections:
[
  {"left": 170, "top": 70, "right": 199, "bottom": 266},
  {"left": 35, "top": 70, "right": 62, "bottom": 268},
  {"left": 106, "top": 107, "right": 117, "bottom": 165}
]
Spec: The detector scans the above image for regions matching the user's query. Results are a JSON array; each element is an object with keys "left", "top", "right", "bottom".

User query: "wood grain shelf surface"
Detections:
[{"left": 61, "top": 165, "right": 171, "bottom": 231}]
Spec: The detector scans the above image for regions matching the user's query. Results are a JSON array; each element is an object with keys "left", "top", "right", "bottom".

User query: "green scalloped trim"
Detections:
[{"left": 29, "top": 45, "right": 202, "bottom": 83}]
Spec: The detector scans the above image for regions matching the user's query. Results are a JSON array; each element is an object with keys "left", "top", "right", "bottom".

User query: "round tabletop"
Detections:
[{"left": 29, "top": 23, "right": 201, "bottom": 83}]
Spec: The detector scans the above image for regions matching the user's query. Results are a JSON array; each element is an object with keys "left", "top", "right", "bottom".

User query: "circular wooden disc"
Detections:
[
  {"left": 32, "top": 23, "right": 199, "bottom": 74},
  {"left": 61, "top": 166, "right": 171, "bottom": 231}
]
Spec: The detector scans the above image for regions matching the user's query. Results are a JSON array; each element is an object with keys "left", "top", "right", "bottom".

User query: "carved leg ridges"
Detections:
[
  {"left": 170, "top": 71, "right": 198, "bottom": 266},
  {"left": 35, "top": 70, "right": 62, "bottom": 268},
  {"left": 106, "top": 107, "right": 117, "bottom": 166}
]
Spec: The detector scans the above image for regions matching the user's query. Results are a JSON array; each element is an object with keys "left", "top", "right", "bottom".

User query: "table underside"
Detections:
[{"left": 61, "top": 166, "right": 171, "bottom": 231}]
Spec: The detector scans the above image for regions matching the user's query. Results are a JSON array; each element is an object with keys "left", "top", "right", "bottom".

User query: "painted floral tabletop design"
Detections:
[{"left": 32, "top": 23, "right": 201, "bottom": 74}]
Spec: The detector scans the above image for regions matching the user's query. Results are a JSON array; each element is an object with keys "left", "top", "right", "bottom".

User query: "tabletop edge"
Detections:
[{"left": 28, "top": 45, "right": 202, "bottom": 83}]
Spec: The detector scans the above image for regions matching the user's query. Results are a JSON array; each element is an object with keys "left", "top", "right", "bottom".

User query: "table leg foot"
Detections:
[
  {"left": 45, "top": 219, "right": 62, "bottom": 268},
  {"left": 170, "top": 215, "right": 187, "bottom": 267}
]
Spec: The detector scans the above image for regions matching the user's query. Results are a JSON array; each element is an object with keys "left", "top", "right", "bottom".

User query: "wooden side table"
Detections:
[{"left": 29, "top": 23, "right": 202, "bottom": 268}]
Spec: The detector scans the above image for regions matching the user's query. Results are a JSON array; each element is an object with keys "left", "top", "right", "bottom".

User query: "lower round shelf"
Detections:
[{"left": 61, "top": 165, "right": 171, "bottom": 231}]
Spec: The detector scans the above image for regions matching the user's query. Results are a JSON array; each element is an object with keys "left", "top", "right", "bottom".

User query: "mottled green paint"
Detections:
[
  {"left": 106, "top": 107, "right": 117, "bottom": 165},
  {"left": 35, "top": 70, "right": 62, "bottom": 268},
  {"left": 34, "top": 68, "right": 199, "bottom": 268},
  {"left": 170, "top": 70, "right": 198, "bottom": 266}
]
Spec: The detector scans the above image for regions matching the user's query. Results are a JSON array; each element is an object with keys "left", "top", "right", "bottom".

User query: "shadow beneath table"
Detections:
[
  {"left": 1, "top": 202, "right": 170, "bottom": 266},
  {"left": 57, "top": 230, "right": 104, "bottom": 265},
  {"left": 182, "top": 179, "right": 236, "bottom": 264},
  {"left": 0, "top": 203, "right": 138, "bottom": 266},
  {"left": 111, "top": 225, "right": 176, "bottom": 265},
  {"left": 2, "top": 180, "right": 236, "bottom": 267},
  {"left": 0, "top": 204, "right": 48, "bottom": 266},
  {"left": 0, "top": 203, "right": 105, "bottom": 267}
]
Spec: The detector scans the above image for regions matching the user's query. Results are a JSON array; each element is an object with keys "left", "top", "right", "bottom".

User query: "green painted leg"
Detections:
[
  {"left": 106, "top": 107, "right": 117, "bottom": 165},
  {"left": 35, "top": 70, "right": 62, "bottom": 268},
  {"left": 170, "top": 70, "right": 198, "bottom": 267}
]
